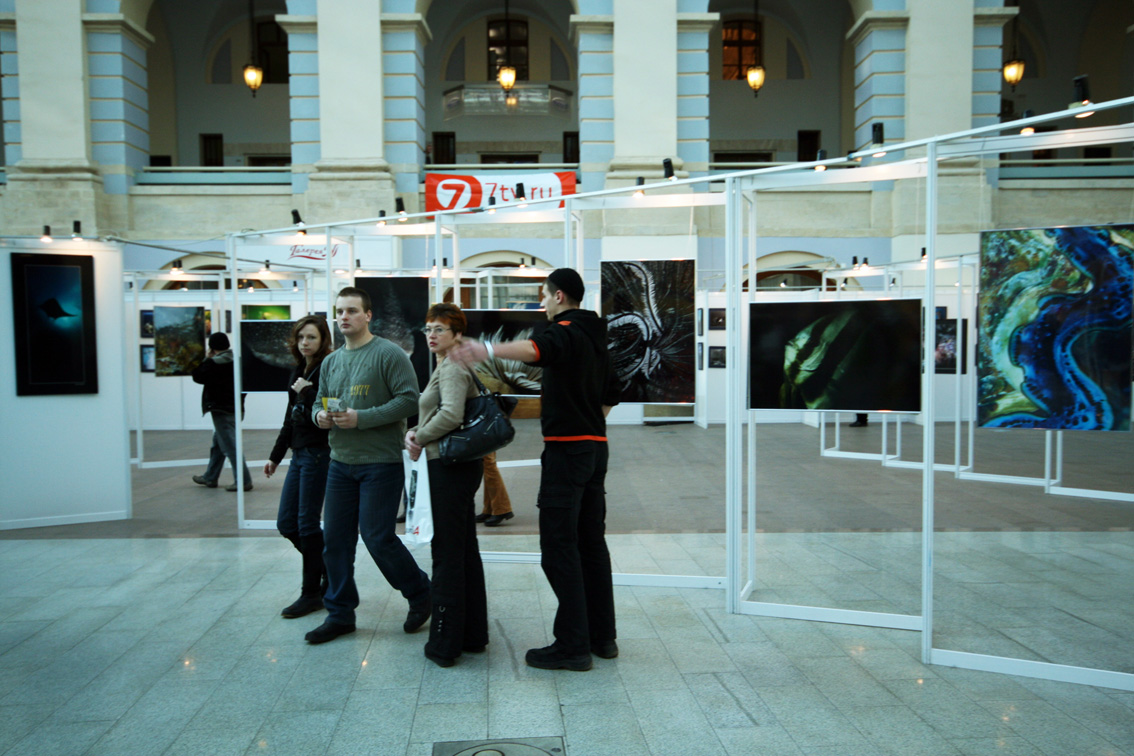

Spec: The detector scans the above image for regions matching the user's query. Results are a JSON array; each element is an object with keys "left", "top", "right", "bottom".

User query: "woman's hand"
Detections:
[
  {"left": 263, "top": 461, "right": 278, "bottom": 478},
  {"left": 404, "top": 430, "right": 423, "bottom": 461},
  {"left": 291, "top": 376, "right": 312, "bottom": 394}
]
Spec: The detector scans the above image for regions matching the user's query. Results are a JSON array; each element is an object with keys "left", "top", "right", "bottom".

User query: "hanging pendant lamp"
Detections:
[
  {"left": 746, "top": 0, "right": 765, "bottom": 97},
  {"left": 243, "top": 0, "right": 264, "bottom": 96}
]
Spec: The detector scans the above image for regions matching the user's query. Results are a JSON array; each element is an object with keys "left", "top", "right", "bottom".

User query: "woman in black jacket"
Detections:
[{"left": 264, "top": 315, "right": 334, "bottom": 618}]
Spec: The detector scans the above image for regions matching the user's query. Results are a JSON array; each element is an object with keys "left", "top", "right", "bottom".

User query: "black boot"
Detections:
[
  {"left": 282, "top": 532, "right": 327, "bottom": 619},
  {"left": 424, "top": 605, "right": 461, "bottom": 667}
]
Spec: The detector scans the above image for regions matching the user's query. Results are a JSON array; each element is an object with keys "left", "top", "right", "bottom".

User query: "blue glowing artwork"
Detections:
[
  {"left": 11, "top": 253, "right": 98, "bottom": 395},
  {"left": 977, "top": 225, "right": 1134, "bottom": 431}
]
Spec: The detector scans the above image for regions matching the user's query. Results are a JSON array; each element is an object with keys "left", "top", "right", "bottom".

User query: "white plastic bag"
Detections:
[{"left": 402, "top": 449, "right": 433, "bottom": 544}]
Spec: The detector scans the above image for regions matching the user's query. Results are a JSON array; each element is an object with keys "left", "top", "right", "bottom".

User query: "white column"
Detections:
[
  {"left": 905, "top": 0, "right": 975, "bottom": 140},
  {"left": 15, "top": 0, "right": 91, "bottom": 168},
  {"left": 610, "top": 0, "right": 678, "bottom": 178},
  {"left": 317, "top": 0, "right": 386, "bottom": 165}
]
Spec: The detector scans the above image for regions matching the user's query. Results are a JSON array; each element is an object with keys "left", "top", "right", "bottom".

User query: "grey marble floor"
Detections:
[{"left": 1, "top": 534, "right": 1131, "bottom": 756}]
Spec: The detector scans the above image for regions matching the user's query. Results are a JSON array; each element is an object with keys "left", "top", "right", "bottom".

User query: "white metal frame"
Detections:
[{"left": 217, "top": 98, "right": 1134, "bottom": 685}]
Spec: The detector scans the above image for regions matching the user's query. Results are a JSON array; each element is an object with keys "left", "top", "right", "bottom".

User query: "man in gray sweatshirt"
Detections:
[{"left": 304, "top": 287, "right": 431, "bottom": 644}]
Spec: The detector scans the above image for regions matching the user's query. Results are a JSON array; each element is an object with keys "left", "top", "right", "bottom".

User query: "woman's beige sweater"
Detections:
[{"left": 411, "top": 354, "right": 478, "bottom": 461}]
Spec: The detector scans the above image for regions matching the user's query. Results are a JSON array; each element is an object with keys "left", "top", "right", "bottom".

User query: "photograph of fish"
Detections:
[
  {"left": 977, "top": 224, "right": 1133, "bottom": 431},
  {"left": 241, "top": 304, "right": 291, "bottom": 321},
  {"left": 241, "top": 320, "right": 295, "bottom": 392},
  {"left": 601, "top": 260, "right": 696, "bottom": 404},
  {"left": 11, "top": 253, "right": 99, "bottom": 395},
  {"left": 934, "top": 318, "right": 967, "bottom": 375},
  {"left": 749, "top": 299, "right": 922, "bottom": 412},
  {"left": 464, "top": 309, "right": 548, "bottom": 395},
  {"left": 140, "top": 310, "right": 154, "bottom": 338},
  {"left": 154, "top": 306, "right": 206, "bottom": 377},
  {"left": 354, "top": 277, "right": 431, "bottom": 389}
]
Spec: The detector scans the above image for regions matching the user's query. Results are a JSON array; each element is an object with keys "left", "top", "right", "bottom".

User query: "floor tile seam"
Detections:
[{"left": 76, "top": 677, "right": 226, "bottom": 756}]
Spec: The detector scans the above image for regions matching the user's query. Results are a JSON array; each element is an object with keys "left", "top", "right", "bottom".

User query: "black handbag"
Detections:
[{"left": 437, "top": 369, "right": 519, "bottom": 466}]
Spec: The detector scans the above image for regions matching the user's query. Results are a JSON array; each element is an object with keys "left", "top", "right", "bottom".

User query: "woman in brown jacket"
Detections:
[{"left": 404, "top": 303, "right": 488, "bottom": 667}]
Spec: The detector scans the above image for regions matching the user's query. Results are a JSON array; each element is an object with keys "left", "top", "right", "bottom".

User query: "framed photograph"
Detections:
[
  {"left": 154, "top": 306, "right": 206, "bottom": 377},
  {"left": 708, "top": 346, "right": 726, "bottom": 368},
  {"left": 934, "top": 318, "right": 967, "bottom": 375},
  {"left": 697, "top": 342, "right": 704, "bottom": 370},
  {"left": 354, "top": 277, "right": 432, "bottom": 389},
  {"left": 241, "top": 304, "right": 291, "bottom": 321},
  {"left": 140, "top": 344, "right": 155, "bottom": 373},
  {"left": 708, "top": 308, "right": 726, "bottom": 330},
  {"left": 11, "top": 253, "right": 99, "bottom": 395},
  {"left": 241, "top": 320, "right": 295, "bottom": 392},
  {"left": 601, "top": 260, "right": 696, "bottom": 403},
  {"left": 978, "top": 224, "right": 1133, "bottom": 430},
  {"left": 140, "top": 309, "right": 154, "bottom": 338},
  {"left": 935, "top": 306, "right": 947, "bottom": 321},
  {"left": 697, "top": 308, "right": 704, "bottom": 337},
  {"left": 748, "top": 299, "right": 922, "bottom": 412},
  {"left": 463, "top": 309, "right": 549, "bottom": 395}
]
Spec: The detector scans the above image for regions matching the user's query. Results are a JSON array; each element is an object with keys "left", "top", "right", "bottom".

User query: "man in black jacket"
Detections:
[
  {"left": 451, "top": 268, "right": 621, "bottom": 671},
  {"left": 191, "top": 332, "right": 253, "bottom": 492}
]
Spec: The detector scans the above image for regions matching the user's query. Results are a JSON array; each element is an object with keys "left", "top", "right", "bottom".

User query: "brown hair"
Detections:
[
  {"left": 336, "top": 285, "right": 371, "bottom": 313},
  {"left": 425, "top": 302, "right": 467, "bottom": 335},
  {"left": 288, "top": 315, "right": 333, "bottom": 370}
]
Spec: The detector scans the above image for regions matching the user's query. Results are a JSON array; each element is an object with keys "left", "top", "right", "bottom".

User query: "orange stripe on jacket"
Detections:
[
  {"left": 543, "top": 435, "right": 608, "bottom": 442},
  {"left": 528, "top": 339, "right": 540, "bottom": 360}
]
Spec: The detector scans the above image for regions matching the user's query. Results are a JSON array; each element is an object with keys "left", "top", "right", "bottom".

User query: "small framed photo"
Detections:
[
  {"left": 935, "top": 306, "right": 947, "bottom": 320},
  {"left": 697, "top": 342, "right": 704, "bottom": 370},
  {"left": 697, "top": 308, "right": 704, "bottom": 337},
  {"left": 140, "top": 310, "right": 154, "bottom": 338},
  {"left": 708, "top": 308, "right": 726, "bottom": 330},
  {"left": 708, "top": 346, "right": 726, "bottom": 368},
  {"left": 140, "top": 344, "right": 155, "bottom": 373}
]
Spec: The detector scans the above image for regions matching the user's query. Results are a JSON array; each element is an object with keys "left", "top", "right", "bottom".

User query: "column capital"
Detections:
[
  {"left": 570, "top": 14, "right": 613, "bottom": 44},
  {"left": 974, "top": 6, "right": 1017, "bottom": 28},
  {"left": 676, "top": 13, "right": 718, "bottom": 34},
  {"left": 381, "top": 13, "right": 432, "bottom": 45},
  {"left": 276, "top": 14, "right": 317, "bottom": 36},
  {"left": 846, "top": 10, "right": 910, "bottom": 46},
  {"left": 81, "top": 13, "right": 155, "bottom": 49}
]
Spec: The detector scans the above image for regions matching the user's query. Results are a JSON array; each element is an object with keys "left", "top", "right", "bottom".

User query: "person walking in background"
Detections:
[
  {"left": 264, "top": 315, "right": 333, "bottom": 620},
  {"left": 305, "top": 287, "right": 431, "bottom": 645},
  {"left": 404, "top": 303, "right": 488, "bottom": 667},
  {"left": 476, "top": 451, "right": 514, "bottom": 526},
  {"left": 451, "top": 268, "right": 621, "bottom": 672},
  {"left": 191, "top": 332, "right": 253, "bottom": 492}
]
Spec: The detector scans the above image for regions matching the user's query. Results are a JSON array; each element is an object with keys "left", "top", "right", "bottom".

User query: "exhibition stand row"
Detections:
[{"left": 3, "top": 98, "right": 1132, "bottom": 692}]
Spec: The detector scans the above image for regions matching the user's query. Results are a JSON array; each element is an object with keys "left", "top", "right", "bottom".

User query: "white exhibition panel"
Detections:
[{"left": 1, "top": 241, "right": 132, "bottom": 530}]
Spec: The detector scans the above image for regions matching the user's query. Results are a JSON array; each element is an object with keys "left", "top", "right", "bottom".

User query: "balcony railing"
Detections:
[{"left": 442, "top": 83, "right": 574, "bottom": 119}]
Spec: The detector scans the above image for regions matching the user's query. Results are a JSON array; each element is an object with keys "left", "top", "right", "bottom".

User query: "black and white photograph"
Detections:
[
  {"left": 708, "top": 308, "right": 726, "bottom": 330},
  {"left": 601, "top": 259, "right": 696, "bottom": 403},
  {"left": 708, "top": 345, "right": 726, "bottom": 368}
]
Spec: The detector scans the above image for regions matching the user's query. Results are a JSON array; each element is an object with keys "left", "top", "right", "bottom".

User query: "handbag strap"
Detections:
[{"left": 465, "top": 366, "right": 491, "bottom": 397}]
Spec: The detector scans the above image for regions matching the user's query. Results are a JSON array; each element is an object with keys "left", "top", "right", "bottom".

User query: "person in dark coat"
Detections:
[
  {"left": 191, "top": 332, "right": 252, "bottom": 492},
  {"left": 264, "top": 316, "right": 334, "bottom": 619}
]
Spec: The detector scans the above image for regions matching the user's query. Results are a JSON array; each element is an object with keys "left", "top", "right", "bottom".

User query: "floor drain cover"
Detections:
[{"left": 432, "top": 736, "right": 566, "bottom": 756}]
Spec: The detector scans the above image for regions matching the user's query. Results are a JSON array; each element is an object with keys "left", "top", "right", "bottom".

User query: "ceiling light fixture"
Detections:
[
  {"left": 745, "top": 0, "right": 765, "bottom": 97},
  {"left": 291, "top": 209, "right": 306, "bottom": 235},
  {"left": 243, "top": 0, "right": 263, "bottom": 96}
]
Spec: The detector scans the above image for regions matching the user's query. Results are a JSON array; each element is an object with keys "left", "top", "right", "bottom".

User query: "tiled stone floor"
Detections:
[{"left": 1, "top": 533, "right": 1132, "bottom": 756}]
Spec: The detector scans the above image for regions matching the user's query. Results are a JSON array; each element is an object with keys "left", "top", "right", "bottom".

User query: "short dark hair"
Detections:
[
  {"left": 545, "top": 268, "right": 585, "bottom": 304},
  {"left": 208, "top": 332, "right": 230, "bottom": 350},
  {"left": 426, "top": 302, "right": 467, "bottom": 335},
  {"left": 288, "top": 315, "right": 334, "bottom": 367},
  {"left": 336, "top": 286, "right": 371, "bottom": 313}
]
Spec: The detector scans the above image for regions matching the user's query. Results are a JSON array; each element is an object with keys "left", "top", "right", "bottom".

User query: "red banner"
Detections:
[{"left": 425, "top": 171, "right": 577, "bottom": 213}]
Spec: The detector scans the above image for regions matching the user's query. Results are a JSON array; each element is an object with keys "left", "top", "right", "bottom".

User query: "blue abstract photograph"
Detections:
[{"left": 977, "top": 224, "right": 1134, "bottom": 431}]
